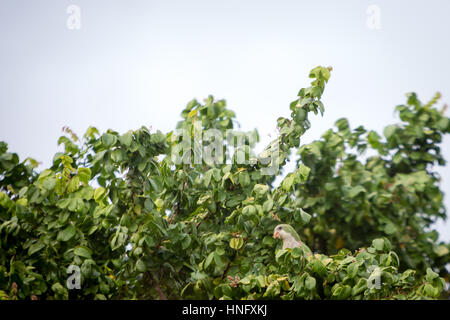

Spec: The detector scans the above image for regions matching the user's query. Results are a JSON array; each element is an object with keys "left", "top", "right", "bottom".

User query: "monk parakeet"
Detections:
[{"left": 273, "top": 224, "right": 312, "bottom": 256}]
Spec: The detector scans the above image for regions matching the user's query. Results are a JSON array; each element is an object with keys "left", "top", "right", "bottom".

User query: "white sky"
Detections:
[{"left": 0, "top": 0, "right": 449, "bottom": 241}]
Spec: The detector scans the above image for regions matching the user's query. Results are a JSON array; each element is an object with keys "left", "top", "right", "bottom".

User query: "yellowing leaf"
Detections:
[
  {"left": 187, "top": 109, "right": 198, "bottom": 119},
  {"left": 229, "top": 237, "right": 244, "bottom": 250},
  {"left": 94, "top": 187, "right": 106, "bottom": 202}
]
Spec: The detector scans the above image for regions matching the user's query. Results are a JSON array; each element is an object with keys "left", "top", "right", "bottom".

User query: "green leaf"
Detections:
[
  {"left": 253, "top": 184, "right": 269, "bottom": 196},
  {"left": 136, "top": 259, "right": 147, "bottom": 272},
  {"left": 222, "top": 164, "right": 231, "bottom": 174},
  {"left": 144, "top": 198, "right": 154, "bottom": 211},
  {"left": 214, "top": 252, "right": 224, "bottom": 268},
  {"left": 74, "top": 246, "right": 92, "bottom": 259},
  {"left": 111, "top": 149, "right": 125, "bottom": 163},
  {"left": 42, "top": 177, "right": 56, "bottom": 191},
  {"left": 436, "top": 117, "right": 449, "bottom": 131},
  {"left": 425, "top": 268, "right": 439, "bottom": 282},
  {"left": 94, "top": 187, "right": 107, "bottom": 202},
  {"left": 84, "top": 126, "right": 99, "bottom": 139},
  {"left": 149, "top": 177, "right": 163, "bottom": 193},
  {"left": 78, "top": 186, "right": 94, "bottom": 200},
  {"left": 294, "top": 108, "right": 307, "bottom": 123},
  {"left": 263, "top": 281, "right": 280, "bottom": 297},
  {"left": 305, "top": 276, "right": 316, "bottom": 290},
  {"left": 204, "top": 252, "right": 215, "bottom": 269},
  {"left": 291, "top": 247, "right": 303, "bottom": 258},
  {"left": 18, "top": 186, "right": 28, "bottom": 198},
  {"left": 262, "top": 236, "right": 275, "bottom": 246},
  {"left": 204, "top": 170, "right": 213, "bottom": 187},
  {"left": 282, "top": 174, "right": 295, "bottom": 191},
  {"left": 119, "top": 131, "right": 133, "bottom": 147},
  {"left": 28, "top": 242, "right": 45, "bottom": 255},
  {"left": 51, "top": 283, "right": 66, "bottom": 294},
  {"left": 297, "top": 164, "right": 311, "bottom": 182},
  {"left": 433, "top": 245, "right": 449, "bottom": 257},
  {"left": 299, "top": 208, "right": 311, "bottom": 224},
  {"left": 314, "top": 66, "right": 330, "bottom": 81},
  {"left": 372, "top": 238, "right": 384, "bottom": 251},
  {"left": 212, "top": 168, "right": 221, "bottom": 181},
  {"left": 367, "top": 130, "right": 381, "bottom": 148},
  {"left": 349, "top": 186, "right": 365, "bottom": 198},
  {"left": 384, "top": 222, "right": 398, "bottom": 235},
  {"left": 38, "top": 169, "right": 53, "bottom": 180},
  {"left": 424, "top": 284, "right": 437, "bottom": 297},
  {"left": 67, "top": 176, "right": 80, "bottom": 193},
  {"left": 71, "top": 198, "right": 85, "bottom": 212},
  {"left": 182, "top": 235, "right": 192, "bottom": 249},
  {"left": 77, "top": 167, "right": 91, "bottom": 185},
  {"left": 16, "top": 198, "right": 27, "bottom": 207},
  {"left": 347, "top": 262, "right": 359, "bottom": 278},
  {"left": 101, "top": 133, "right": 117, "bottom": 147},
  {"left": 383, "top": 125, "right": 397, "bottom": 139},
  {"left": 312, "top": 259, "right": 326, "bottom": 277},
  {"left": 238, "top": 171, "right": 251, "bottom": 187},
  {"left": 262, "top": 199, "right": 273, "bottom": 212},
  {"left": 57, "top": 225, "right": 76, "bottom": 242}
]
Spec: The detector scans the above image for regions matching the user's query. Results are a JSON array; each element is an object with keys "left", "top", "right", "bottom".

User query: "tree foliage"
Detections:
[{"left": 0, "top": 67, "right": 449, "bottom": 300}]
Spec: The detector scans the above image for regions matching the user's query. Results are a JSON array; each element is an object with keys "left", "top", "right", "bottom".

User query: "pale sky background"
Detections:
[{"left": 0, "top": 0, "right": 449, "bottom": 241}]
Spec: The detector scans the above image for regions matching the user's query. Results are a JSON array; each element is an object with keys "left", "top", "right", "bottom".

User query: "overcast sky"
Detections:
[{"left": 1, "top": 0, "right": 449, "bottom": 241}]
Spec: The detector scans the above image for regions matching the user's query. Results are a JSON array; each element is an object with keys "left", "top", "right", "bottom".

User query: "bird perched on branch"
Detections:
[{"left": 273, "top": 224, "right": 312, "bottom": 256}]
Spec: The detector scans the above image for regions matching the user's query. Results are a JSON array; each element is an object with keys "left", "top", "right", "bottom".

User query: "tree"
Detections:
[{"left": 0, "top": 66, "right": 448, "bottom": 300}]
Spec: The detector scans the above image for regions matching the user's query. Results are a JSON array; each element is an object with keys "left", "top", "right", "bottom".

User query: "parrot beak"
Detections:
[{"left": 273, "top": 231, "right": 280, "bottom": 239}]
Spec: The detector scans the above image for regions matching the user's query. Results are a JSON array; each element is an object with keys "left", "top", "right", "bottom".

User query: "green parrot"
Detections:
[{"left": 273, "top": 224, "right": 312, "bottom": 256}]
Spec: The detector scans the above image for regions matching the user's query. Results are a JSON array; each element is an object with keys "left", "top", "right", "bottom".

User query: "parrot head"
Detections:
[{"left": 273, "top": 224, "right": 301, "bottom": 242}]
